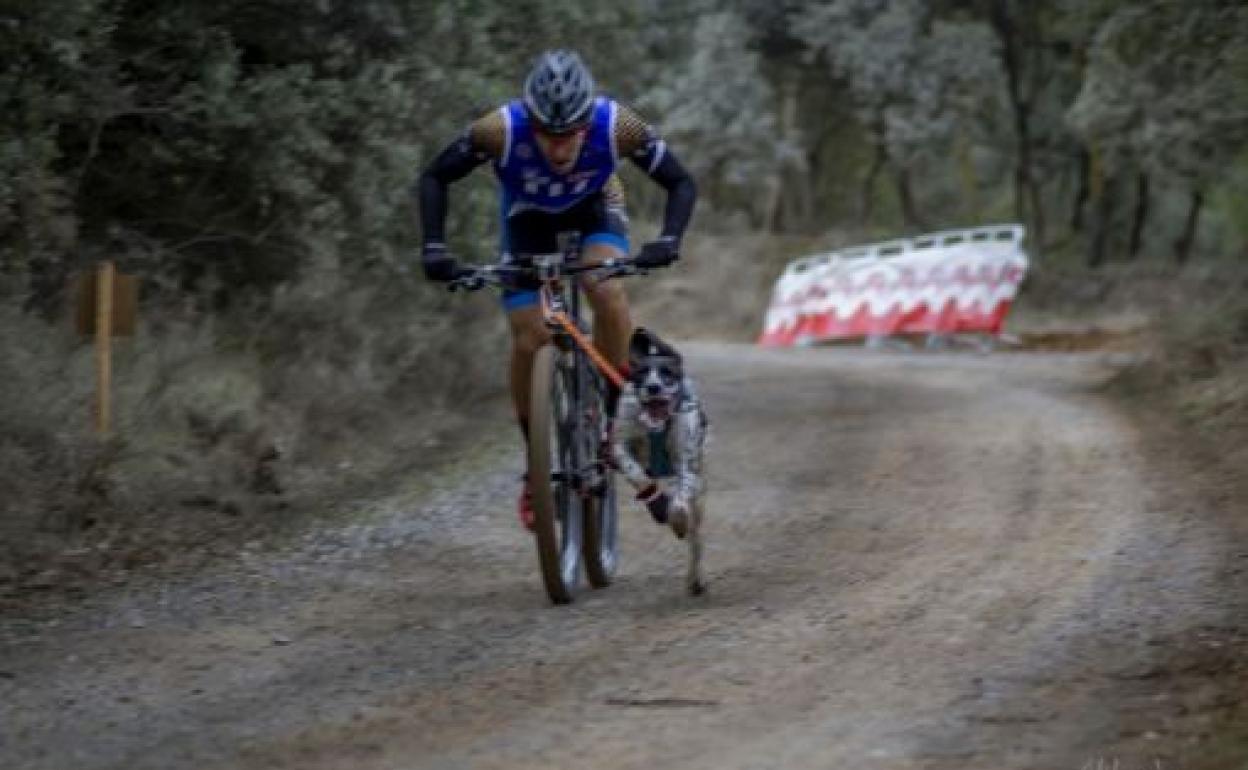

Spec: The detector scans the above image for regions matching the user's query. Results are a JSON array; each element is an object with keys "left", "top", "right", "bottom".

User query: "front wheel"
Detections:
[
  {"left": 583, "top": 476, "right": 619, "bottom": 588},
  {"left": 583, "top": 366, "right": 619, "bottom": 588},
  {"left": 528, "top": 344, "right": 583, "bottom": 604}
]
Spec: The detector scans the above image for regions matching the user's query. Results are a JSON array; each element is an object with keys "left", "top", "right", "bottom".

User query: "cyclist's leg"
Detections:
[
  {"left": 505, "top": 300, "right": 550, "bottom": 441},
  {"left": 501, "top": 212, "right": 553, "bottom": 530},
  {"left": 500, "top": 205, "right": 561, "bottom": 444},
  {"left": 581, "top": 239, "right": 631, "bottom": 375},
  {"left": 578, "top": 191, "right": 632, "bottom": 376},
  {"left": 506, "top": 300, "right": 548, "bottom": 530}
]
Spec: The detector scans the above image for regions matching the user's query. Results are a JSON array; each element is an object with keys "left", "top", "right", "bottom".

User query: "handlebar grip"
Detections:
[{"left": 448, "top": 272, "right": 487, "bottom": 292}]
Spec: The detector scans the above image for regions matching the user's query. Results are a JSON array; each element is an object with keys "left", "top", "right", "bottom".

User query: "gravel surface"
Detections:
[{"left": 1, "top": 344, "right": 1245, "bottom": 769}]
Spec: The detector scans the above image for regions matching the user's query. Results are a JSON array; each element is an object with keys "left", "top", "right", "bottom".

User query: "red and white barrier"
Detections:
[{"left": 758, "top": 225, "right": 1029, "bottom": 347}]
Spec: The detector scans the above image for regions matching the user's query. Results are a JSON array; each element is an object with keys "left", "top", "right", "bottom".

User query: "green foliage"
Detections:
[
  {"left": 0, "top": 0, "right": 651, "bottom": 305},
  {"left": 1068, "top": 3, "right": 1248, "bottom": 185},
  {"left": 0, "top": 0, "right": 116, "bottom": 273},
  {"left": 797, "top": 0, "right": 1005, "bottom": 168},
  {"left": 3, "top": 0, "right": 1247, "bottom": 299},
  {"left": 1215, "top": 150, "right": 1248, "bottom": 254},
  {"left": 641, "top": 9, "right": 796, "bottom": 222}
]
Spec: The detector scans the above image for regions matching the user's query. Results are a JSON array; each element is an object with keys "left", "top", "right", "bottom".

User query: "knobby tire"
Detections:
[
  {"left": 582, "top": 364, "right": 618, "bottom": 588},
  {"left": 529, "top": 344, "right": 579, "bottom": 604}
]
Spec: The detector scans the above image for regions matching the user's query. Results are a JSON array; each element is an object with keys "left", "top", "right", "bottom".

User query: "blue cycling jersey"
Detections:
[{"left": 494, "top": 97, "right": 618, "bottom": 218}]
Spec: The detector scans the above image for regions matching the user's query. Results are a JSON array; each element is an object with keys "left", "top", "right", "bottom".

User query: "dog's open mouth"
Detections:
[{"left": 642, "top": 398, "right": 673, "bottom": 423}]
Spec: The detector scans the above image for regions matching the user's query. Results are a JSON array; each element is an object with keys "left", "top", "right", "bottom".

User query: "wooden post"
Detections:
[{"left": 95, "top": 260, "right": 114, "bottom": 436}]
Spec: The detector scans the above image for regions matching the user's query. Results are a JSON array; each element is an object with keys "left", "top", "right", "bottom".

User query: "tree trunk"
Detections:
[
  {"left": 764, "top": 80, "right": 800, "bottom": 233},
  {"left": 1022, "top": 0, "right": 1047, "bottom": 251},
  {"left": 896, "top": 168, "right": 925, "bottom": 231},
  {"left": 861, "top": 141, "right": 887, "bottom": 225},
  {"left": 1087, "top": 173, "right": 1117, "bottom": 268},
  {"left": 1127, "top": 171, "right": 1149, "bottom": 260},
  {"left": 990, "top": 0, "right": 1045, "bottom": 254},
  {"left": 1070, "top": 146, "right": 1090, "bottom": 232},
  {"left": 957, "top": 136, "right": 978, "bottom": 217},
  {"left": 1174, "top": 189, "right": 1204, "bottom": 265},
  {"left": 1027, "top": 171, "right": 1046, "bottom": 254},
  {"left": 989, "top": 1, "right": 1028, "bottom": 223}
]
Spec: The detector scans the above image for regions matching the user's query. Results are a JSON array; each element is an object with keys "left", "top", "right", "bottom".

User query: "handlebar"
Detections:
[{"left": 447, "top": 254, "right": 650, "bottom": 293}]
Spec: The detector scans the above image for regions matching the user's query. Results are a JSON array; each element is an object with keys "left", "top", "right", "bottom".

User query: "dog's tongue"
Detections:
[{"left": 644, "top": 400, "right": 670, "bottom": 421}]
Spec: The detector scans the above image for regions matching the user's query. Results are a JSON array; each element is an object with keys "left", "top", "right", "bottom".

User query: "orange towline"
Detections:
[{"left": 550, "top": 311, "right": 625, "bottom": 390}]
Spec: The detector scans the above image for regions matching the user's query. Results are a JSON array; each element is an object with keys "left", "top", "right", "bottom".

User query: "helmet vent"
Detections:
[{"left": 523, "top": 50, "right": 596, "bottom": 134}]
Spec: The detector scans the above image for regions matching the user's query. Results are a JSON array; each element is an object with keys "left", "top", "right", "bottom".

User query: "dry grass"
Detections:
[
  {"left": 628, "top": 227, "right": 826, "bottom": 342},
  {"left": 2, "top": 221, "right": 802, "bottom": 590},
  {"left": 0, "top": 302, "right": 101, "bottom": 579},
  {"left": 1107, "top": 264, "right": 1248, "bottom": 470},
  {"left": 0, "top": 269, "right": 510, "bottom": 590}
]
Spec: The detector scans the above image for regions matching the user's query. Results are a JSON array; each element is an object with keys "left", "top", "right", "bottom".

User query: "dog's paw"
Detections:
[{"left": 668, "top": 506, "right": 689, "bottom": 539}]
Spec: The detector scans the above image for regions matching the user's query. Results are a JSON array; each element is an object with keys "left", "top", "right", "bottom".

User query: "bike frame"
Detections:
[{"left": 533, "top": 256, "right": 626, "bottom": 392}]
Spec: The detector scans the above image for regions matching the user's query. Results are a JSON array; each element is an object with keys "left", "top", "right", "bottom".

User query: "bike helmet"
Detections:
[{"left": 523, "top": 50, "right": 596, "bottom": 134}]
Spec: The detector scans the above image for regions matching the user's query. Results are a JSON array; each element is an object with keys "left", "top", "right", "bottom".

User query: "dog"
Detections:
[{"left": 610, "top": 327, "right": 708, "bottom": 595}]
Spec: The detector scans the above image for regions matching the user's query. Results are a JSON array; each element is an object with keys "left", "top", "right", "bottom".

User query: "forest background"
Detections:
[{"left": 2, "top": 0, "right": 1246, "bottom": 584}]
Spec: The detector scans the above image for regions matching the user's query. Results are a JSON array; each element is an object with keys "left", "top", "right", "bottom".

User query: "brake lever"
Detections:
[
  {"left": 617, "top": 259, "right": 647, "bottom": 277},
  {"left": 448, "top": 273, "right": 484, "bottom": 292}
]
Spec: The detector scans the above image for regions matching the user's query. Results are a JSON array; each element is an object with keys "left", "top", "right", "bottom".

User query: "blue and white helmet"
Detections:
[{"left": 523, "top": 50, "right": 596, "bottom": 134}]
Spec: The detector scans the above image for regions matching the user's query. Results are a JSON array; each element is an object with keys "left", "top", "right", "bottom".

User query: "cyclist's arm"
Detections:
[
  {"left": 415, "top": 111, "right": 504, "bottom": 246},
  {"left": 615, "top": 105, "right": 697, "bottom": 243}
]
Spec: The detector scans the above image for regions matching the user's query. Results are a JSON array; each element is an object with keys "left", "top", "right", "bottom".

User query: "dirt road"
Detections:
[{"left": 2, "top": 344, "right": 1246, "bottom": 769}]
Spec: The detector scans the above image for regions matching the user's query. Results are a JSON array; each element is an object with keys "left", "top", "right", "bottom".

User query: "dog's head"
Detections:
[{"left": 628, "top": 328, "right": 684, "bottom": 426}]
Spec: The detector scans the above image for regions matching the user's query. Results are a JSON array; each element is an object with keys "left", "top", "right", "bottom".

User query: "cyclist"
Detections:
[{"left": 415, "top": 49, "right": 697, "bottom": 530}]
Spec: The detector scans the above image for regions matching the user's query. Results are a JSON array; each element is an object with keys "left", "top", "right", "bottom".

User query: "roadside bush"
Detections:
[
  {"left": 1105, "top": 264, "right": 1248, "bottom": 473},
  {"left": 1158, "top": 276, "right": 1248, "bottom": 426},
  {"left": 0, "top": 265, "right": 510, "bottom": 585}
]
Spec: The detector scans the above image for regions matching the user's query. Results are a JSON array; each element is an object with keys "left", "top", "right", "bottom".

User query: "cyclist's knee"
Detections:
[
  {"left": 509, "top": 314, "right": 549, "bottom": 356},
  {"left": 582, "top": 242, "right": 629, "bottom": 306},
  {"left": 585, "top": 276, "right": 628, "bottom": 314},
  {"left": 514, "top": 331, "right": 548, "bottom": 357}
]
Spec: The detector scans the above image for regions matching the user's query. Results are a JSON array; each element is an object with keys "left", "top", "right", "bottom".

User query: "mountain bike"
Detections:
[{"left": 449, "top": 235, "right": 651, "bottom": 604}]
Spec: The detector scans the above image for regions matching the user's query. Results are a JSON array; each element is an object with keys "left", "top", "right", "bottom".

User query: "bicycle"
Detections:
[{"left": 448, "top": 235, "right": 653, "bottom": 604}]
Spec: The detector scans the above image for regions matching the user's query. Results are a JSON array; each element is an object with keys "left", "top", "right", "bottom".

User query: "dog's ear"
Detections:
[
  {"left": 630, "top": 327, "right": 663, "bottom": 360},
  {"left": 630, "top": 327, "right": 684, "bottom": 374},
  {"left": 656, "top": 339, "right": 682, "bottom": 366},
  {"left": 646, "top": 331, "right": 683, "bottom": 367}
]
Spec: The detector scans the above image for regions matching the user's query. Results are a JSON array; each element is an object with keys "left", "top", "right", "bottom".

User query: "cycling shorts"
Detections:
[{"left": 499, "top": 191, "right": 629, "bottom": 311}]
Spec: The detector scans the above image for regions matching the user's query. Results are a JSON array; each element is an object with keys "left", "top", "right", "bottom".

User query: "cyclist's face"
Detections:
[{"left": 534, "top": 125, "right": 587, "bottom": 174}]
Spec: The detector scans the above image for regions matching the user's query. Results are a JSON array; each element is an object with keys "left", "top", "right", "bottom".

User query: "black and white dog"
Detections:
[{"left": 610, "top": 328, "right": 708, "bottom": 595}]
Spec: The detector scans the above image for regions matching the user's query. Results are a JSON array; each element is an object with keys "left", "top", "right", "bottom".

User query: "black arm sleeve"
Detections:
[
  {"left": 634, "top": 149, "right": 697, "bottom": 242},
  {"left": 413, "top": 134, "right": 489, "bottom": 245}
]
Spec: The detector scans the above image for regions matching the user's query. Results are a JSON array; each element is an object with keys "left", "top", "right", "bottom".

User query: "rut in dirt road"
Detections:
[{"left": 1, "top": 344, "right": 1245, "bottom": 770}]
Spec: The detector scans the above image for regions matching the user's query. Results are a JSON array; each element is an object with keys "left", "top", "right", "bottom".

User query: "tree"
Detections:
[
  {"left": 1068, "top": 2, "right": 1248, "bottom": 264},
  {"left": 795, "top": 0, "right": 1004, "bottom": 231},
  {"left": 0, "top": 0, "right": 120, "bottom": 306},
  {"left": 640, "top": 9, "right": 799, "bottom": 227}
]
